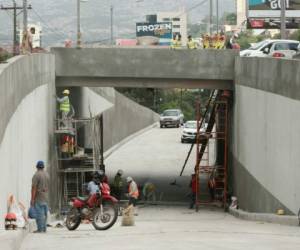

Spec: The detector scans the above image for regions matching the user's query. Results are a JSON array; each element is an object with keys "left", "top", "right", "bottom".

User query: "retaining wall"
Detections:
[
  {"left": 232, "top": 57, "right": 300, "bottom": 215},
  {"left": 0, "top": 54, "right": 56, "bottom": 229}
]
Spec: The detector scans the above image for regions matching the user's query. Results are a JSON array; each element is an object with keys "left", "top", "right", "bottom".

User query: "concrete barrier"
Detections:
[
  {"left": 0, "top": 54, "right": 56, "bottom": 231},
  {"left": 232, "top": 57, "right": 300, "bottom": 215},
  {"left": 71, "top": 87, "right": 160, "bottom": 153},
  {"left": 229, "top": 207, "right": 299, "bottom": 227}
]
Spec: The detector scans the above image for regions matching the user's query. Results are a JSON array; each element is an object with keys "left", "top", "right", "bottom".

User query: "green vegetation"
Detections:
[
  {"left": 0, "top": 48, "right": 12, "bottom": 63},
  {"left": 116, "top": 88, "right": 211, "bottom": 121}
]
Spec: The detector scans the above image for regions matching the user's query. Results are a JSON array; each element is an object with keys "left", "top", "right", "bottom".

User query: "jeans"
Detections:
[
  {"left": 190, "top": 192, "right": 196, "bottom": 209},
  {"left": 129, "top": 197, "right": 137, "bottom": 207},
  {"left": 35, "top": 202, "right": 48, "bottom": 232}
]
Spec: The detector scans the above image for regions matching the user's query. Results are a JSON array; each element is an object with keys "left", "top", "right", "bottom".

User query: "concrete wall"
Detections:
[
  {"left": 74, "top": 87, "right": 159, "bottom": 152},
  {"left": 232, "top": 57, "right": 300, "bottom": 215},
  {"left": 0, "top": 54, "right": 55, "bottom": 228},
  {"left": 52, "top": 47, "right": 236, "bottom": 89}
]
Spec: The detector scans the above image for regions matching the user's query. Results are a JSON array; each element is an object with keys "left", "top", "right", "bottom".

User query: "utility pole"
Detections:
[
  {"left": 23, "top": 0, "right": 28, "bottom": 34},
  {"left": 110, "top": 5, "right": 114, "bottom": 45},
  {"left": 280, "top": 0, "right": 286, "bottom": 39},
  {"left": 216, "top": 0, "right": 219, "bottom": 34},
  {"left": 77, "top": 0, "right": 81, "bottom": 48},
  {"left": 1, "top": 1, "right": 31, "bottom": 55},
  {"left": 209, "top": 0, "right": 213, "bottom": 35}
]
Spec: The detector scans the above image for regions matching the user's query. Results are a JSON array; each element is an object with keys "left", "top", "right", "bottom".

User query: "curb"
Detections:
[
  {"left": 0, "top": 220, "right": 36, "bottom": 250},
  {"left": 0, "top": 213, "right": 57, "bottom": 250},
  {"left": 104, "top": 122, "right": 159, "bottom": 159},
  {"left": 229, "top": 207, "right": 299, "bottom": 226}
]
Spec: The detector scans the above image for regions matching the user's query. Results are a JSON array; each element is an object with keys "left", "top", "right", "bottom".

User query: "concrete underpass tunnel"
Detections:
[{"left": 54, "top": 85, "right": 233, "bottom": 211}]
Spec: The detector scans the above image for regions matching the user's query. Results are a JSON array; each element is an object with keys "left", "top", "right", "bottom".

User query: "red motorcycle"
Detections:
[{"left": 65, "top": 182, "right": 118, "bottom": 231}]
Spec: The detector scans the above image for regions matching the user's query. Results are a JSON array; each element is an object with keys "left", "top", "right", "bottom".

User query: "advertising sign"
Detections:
[
  {"left": 247, "top": 18, "right": 300, "bottom": 28},
  {"left": 136, "top": 22, "right": 172, "bottom": 46},
  {"left": 248, "top": 0, "right": 300, "bottom": 18}
]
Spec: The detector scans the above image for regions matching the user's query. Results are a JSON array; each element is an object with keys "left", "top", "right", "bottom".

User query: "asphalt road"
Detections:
[
  {"left": 105, "top": 126, "right": 204, "bottom": 202},
  {"left": 20, "top": 206, "right": 300, "bottom": 250}
]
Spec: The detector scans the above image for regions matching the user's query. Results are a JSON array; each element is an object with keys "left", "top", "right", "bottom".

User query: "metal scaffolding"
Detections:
[
  {"left": 54, "top": 115, "right": 105, "bottom": 212},
  {"left": 194, "top": 90, "right": 229, "bottom": 210}
]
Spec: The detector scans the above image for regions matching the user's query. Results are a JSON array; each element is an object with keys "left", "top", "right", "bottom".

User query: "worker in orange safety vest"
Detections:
[{"left": 126, "top": 176, "right": 139, "bottom": 207}]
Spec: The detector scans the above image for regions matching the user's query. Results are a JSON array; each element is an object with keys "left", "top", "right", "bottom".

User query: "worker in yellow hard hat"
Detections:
[
  {"left": 187, "top": 35, "right": 197, "bottom": 49},
  {"left": 203, "top": 34, "right": 210, "bottom": 49},
  {"left": 56, "top": 89, "right": 71, "bottom": 128}
]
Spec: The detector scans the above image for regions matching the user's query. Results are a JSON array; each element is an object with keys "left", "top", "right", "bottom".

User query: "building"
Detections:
[
  {"left": 156, "top": 11, "right": 188, "bottom": 45},
  {"left": 236, "top": 0, "right": 247, "bottom": 31},
  {"left": 19, "top": 23, "right": 42, "bottom": 48}
]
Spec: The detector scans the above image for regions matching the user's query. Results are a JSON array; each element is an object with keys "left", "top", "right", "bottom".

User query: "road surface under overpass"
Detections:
[{"left": 52, "top": 47, "right": 237, "bottom": 89}]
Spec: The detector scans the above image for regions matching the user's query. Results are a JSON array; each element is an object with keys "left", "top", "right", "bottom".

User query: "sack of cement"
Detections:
[{"left": 121, "top": 205, "right": 135, "bottom": 226}]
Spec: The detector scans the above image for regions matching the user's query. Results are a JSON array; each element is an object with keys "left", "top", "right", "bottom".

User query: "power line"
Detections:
[
  {"left": 30, "top": 7, "right": 67, "bottom": 41},
  {"left": 1, "top": 2, "right": 31, "bottom": 55}
]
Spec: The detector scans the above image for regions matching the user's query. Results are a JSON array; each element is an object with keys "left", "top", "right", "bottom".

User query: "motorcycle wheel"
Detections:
[
  {"left": 92, "top": 201, "right": 118, "bottom": 230},
  {"left": 66, "top": 207, "right": 81, "bottom": 231}
]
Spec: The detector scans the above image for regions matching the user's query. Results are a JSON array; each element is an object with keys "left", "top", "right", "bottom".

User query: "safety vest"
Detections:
[
  {"left": 171, "top": 39, "right": 181, "bottom": 49},
  {"left": 60, "top": 97, "right": 70, "bottom": 112},
  {"left": 187, "top": 39, "right": 197, "bottom": 49},
  {"left": 128, "top": 181, "right": 139, "bottom": 199}
]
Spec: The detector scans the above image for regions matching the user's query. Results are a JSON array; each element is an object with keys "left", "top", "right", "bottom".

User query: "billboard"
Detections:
[
  {"left": 136, "top": 22, "right": 172, "bottom": 46},
  {"left": 248, "top": 0, "right": 300, "bottom": 18}
]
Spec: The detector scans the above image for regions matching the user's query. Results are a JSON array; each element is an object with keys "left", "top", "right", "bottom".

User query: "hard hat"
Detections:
[
  {"left": 36, "top": 160, "right": 45, "bottom": 168},
  {"left": 117, "top": 169, "right": 123, "bottom": 175},
  {"left": 126, "top": 176, "right": 133, "bottom": 183},
  {"left": 63, "top": 89, "right": 70, "bottom": 95},
  {"left": 277, "top": 209, "right": 285, "bottom": 215}
]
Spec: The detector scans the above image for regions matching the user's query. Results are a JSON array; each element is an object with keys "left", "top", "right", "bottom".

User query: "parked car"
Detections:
[
  {"left": 240, "top": 39, "right": 299, "bottom": 59},
  {"left": 160, "top": 109, "right": 184, "bottom": 128},
  {"left": 181, "top": 121, "right": 206, "bottom": 143},
  {"left": 293, "top": 44, "right": 300, "bottom": 60}
]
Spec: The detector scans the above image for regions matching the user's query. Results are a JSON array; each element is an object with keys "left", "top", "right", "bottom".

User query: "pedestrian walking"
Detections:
[{"left": 31, "top": 161, "right": 50, "bottom": 233}]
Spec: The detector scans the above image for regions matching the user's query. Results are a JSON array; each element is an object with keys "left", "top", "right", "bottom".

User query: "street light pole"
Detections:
[
  {"left": 77, "top": 0, "right": 81, "bottom": 48},
  {"left": 280, "top": 0, "right": 286, "bottom": 39},
  {"left": 110, "top": 5, "right": 113, "bottom": 45}
]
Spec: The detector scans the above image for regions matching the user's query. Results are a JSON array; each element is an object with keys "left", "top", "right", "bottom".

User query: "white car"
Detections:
[
  {"left": 240, "top": 39, "right": 299, "bottom": 59},
  {"left": 181, "top": 121, "right": 206, "bottom": 143}
]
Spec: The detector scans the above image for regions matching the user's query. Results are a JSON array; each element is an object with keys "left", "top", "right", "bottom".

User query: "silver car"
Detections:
[{"left": 160, "top": 109, "right": 184, "bottom": 128}]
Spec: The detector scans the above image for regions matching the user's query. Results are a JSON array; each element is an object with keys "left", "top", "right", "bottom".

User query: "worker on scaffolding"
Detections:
[{"left": 56, "top": 89, "right": 73, "bottom": 128}]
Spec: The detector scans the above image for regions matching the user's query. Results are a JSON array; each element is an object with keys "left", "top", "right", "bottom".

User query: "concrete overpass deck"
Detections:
[{"left": 52, "top": 47, "right": 237, "bottom": 89}]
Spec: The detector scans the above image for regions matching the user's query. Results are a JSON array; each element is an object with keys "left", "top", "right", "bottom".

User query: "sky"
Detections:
[{"left": 0, "top": 0, "right": 236, "bottom": 47}]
